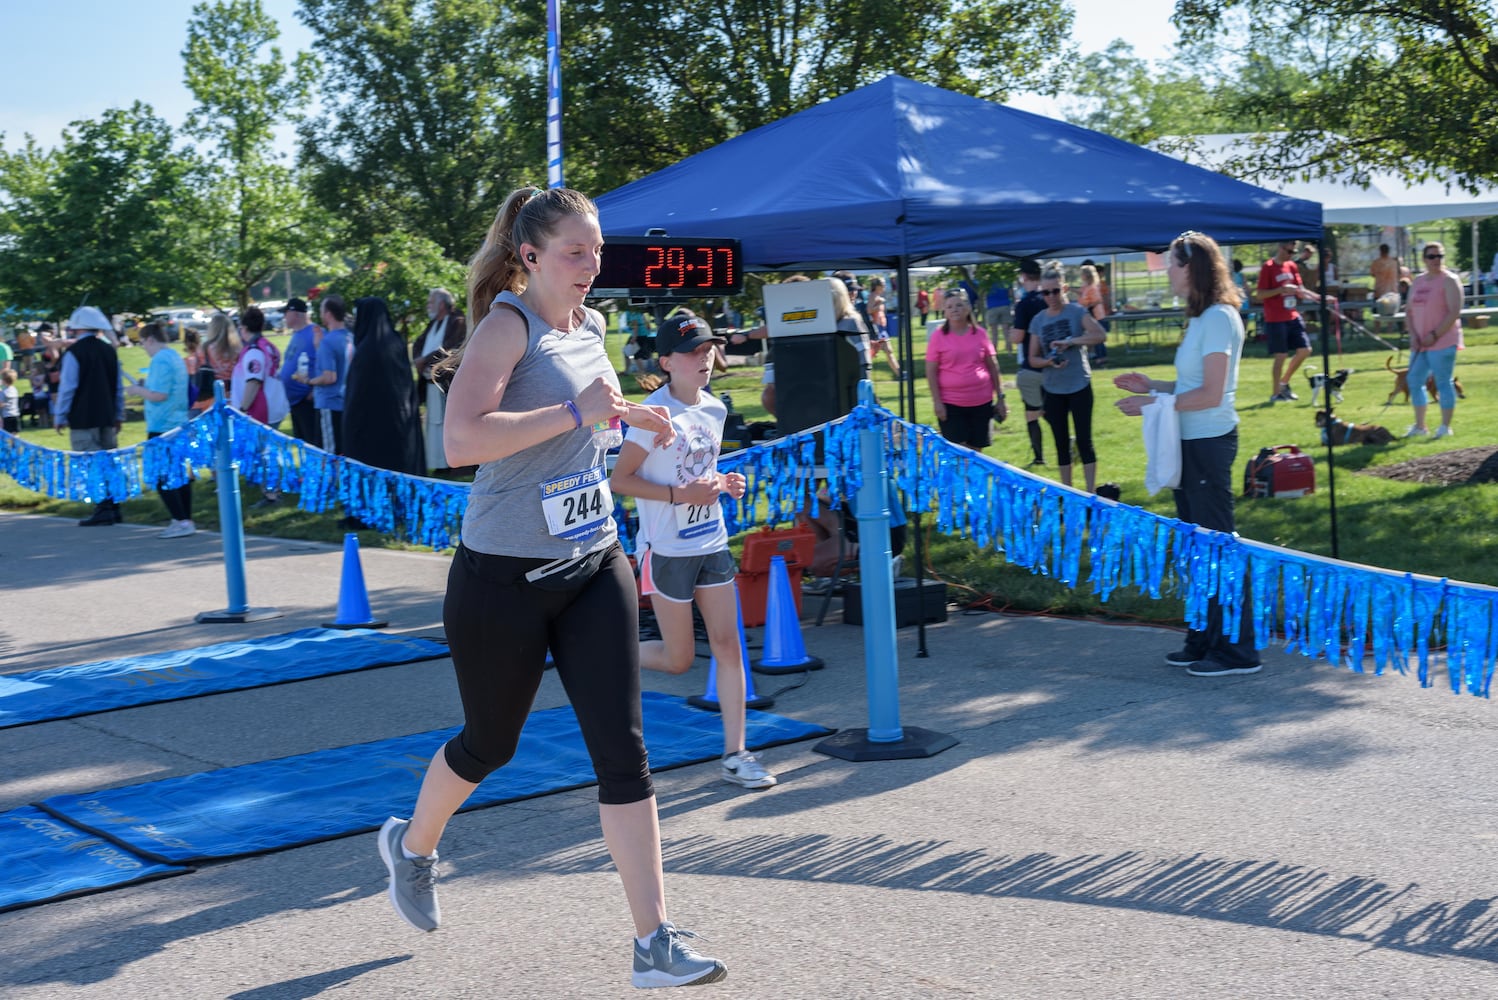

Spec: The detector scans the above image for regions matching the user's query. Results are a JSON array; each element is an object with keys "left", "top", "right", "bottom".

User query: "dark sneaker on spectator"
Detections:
[
  {"left": 1164, "top": 648, "right": 1204, "bottom": 667},
  {"left": 78, "top": 507, "right": 119, "bottom": 527},
  {"left": 631, "top": 922, "right": 727, "bottom": 988},
  {"left": 1187, "top": 658, "right": 1262, "bottom": 677}
]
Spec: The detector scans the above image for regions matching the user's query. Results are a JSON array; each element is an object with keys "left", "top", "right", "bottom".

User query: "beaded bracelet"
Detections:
[{"left": 563, "top": 399, "right": 582, "bottom": 427}]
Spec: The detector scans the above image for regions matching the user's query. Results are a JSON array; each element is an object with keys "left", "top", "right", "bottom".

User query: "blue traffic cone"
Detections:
[
  {"left": 322, "top": 533, "right": 389, "bottom": 629},
  {"left": 753, "top": 555, "right": 824, "bottom": 675},
  {"left": 688, "top": 588, "right": 774, "bottom": 712}
]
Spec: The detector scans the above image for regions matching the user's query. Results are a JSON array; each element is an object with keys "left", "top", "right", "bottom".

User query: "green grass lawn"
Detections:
[{"left": 7, "top": 321, "right": 1497, "bottom": 622}]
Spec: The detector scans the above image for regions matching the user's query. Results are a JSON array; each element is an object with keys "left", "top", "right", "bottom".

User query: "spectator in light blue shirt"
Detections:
[
  {"left": 124, "top": 323, "right": 196, "bottom": 538},
  {"left": 278, "top": 296, "right": 322, "bottom": 446},
  {"left": 293, "top": 293, "right": 351, "bottom": 454}
]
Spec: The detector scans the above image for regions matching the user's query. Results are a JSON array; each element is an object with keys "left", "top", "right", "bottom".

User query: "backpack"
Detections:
[
  {"left": 234, "top": 339, "right": 290, "bottom": 426},
  {"left": 260, "top": 363, "right": 290, "bottom": 426}
]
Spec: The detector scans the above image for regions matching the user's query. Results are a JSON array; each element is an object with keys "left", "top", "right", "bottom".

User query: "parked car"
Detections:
[{"left": 148, "top": 309, "right": 209, "bottom": 340}]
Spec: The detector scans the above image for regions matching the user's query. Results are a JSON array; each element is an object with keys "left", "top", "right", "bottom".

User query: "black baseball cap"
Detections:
[
  {"left": 285, "top": 297, "right": 309, "bottom": 312},
  {"left": 656, "top": 313, "right": 723, "bottom": 354}
]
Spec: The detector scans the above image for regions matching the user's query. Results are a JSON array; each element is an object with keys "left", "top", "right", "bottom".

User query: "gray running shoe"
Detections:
[
  {"left": 632, "top": 922, "right": 727, "bottom": 988},
  {"left": 377, "top": 816, "right": 440, "bottom": 932},
  {"left": 721, "top": 750, "right": 777, "bottom": 789}
]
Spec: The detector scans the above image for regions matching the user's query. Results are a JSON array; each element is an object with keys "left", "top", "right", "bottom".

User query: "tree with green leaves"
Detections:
[
  {"left": 1058, "top": 43, "right": 1244, "bottom": 146},
  {"left": 1172, "top": 1, "right": 1498, "bottom": 190},
  {"left": 319, "top": 231, "right": 467, "bottom": 336},
  {"left": 0, "top": 105, "right": 200, "bottom": 318},
  {"left": 296, "top": 0, "right": 532, "bottom": 261},
  {"left": 183, "top": 0, "right": 325, "bottom": 310},
  {"left": 294, "top": 0, "right": 1077, "bottom": 255},
  {"left": 525, "top": 0, "right": 1079, "bottom": 195}
]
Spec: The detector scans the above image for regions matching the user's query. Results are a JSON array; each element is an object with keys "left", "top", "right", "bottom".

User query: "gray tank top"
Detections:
[{"left": 460, "top": 291, "right": 620, "bottom": 558}]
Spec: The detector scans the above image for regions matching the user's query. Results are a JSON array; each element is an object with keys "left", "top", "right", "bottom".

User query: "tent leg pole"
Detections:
[
  {"left": 1319, "top": 227, "right": 1339, "bottom": 560},
  {"left": 898, "top": 255, "right": 928, "bottom": 658}
]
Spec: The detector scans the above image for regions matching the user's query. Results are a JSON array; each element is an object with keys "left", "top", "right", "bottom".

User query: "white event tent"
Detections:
[{"left": 1156, "top": 133, "right": 1498, "bottom": 291}]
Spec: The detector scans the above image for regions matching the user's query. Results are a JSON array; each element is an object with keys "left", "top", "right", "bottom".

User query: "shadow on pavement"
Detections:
[
  {"left": 225, "top": 955, "right": 413, "bottom": 999},
  {"left": 537, "top": 831, "right": 1498, "bottom": 965}
]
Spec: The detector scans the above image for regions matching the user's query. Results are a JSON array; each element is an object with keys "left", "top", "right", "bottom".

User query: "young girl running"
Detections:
[{"left": 609, "top": 314, "right": 775, "bottom": 790}]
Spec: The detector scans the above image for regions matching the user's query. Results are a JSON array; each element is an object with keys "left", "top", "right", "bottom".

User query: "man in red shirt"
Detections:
[{"left": 1256, "top": 241, "right": 1317, "bottom": 403}]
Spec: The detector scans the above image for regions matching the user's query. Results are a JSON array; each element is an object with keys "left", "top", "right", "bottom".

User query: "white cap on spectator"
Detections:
[{"left": 67, "top": 306, "right": 113, "bottom": 332}]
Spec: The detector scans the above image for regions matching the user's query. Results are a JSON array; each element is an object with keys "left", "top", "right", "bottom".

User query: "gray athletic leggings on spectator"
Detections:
[{"left": 440, "top": 542, "right": 653, "bottom": 805}]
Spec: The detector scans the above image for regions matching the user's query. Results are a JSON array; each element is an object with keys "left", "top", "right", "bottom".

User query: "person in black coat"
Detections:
[{"left": 342, "top": 297, "right": 425, "bottom": 480}]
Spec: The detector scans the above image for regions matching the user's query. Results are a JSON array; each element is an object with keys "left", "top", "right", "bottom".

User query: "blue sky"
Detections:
[{"left": 0, "top": 0, "right": 1178, "bottom": 153}]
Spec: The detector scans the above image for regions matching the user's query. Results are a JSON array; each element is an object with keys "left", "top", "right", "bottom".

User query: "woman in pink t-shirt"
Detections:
[
  {"left": 925, "top": 289, "right": 1006, "bottom": 448},
  {"left": 1403, "top": 241, "right": 1464, "bottom": 439}
]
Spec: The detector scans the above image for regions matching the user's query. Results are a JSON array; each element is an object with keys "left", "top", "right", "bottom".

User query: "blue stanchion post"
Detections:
[
  {"left": 856, "top": 395, "right": 903, "bottom": 742},
  {"left": 196, "top": 382, "right": 281, "bottom": 624},
  {"left": 815, "top": 381, "right": 955, "bottom": 761}
]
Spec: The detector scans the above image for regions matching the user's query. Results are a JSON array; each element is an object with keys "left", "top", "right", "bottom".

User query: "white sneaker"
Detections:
[
  {"left": 1403, "top": 425, "right": 1430, "bottom": 439},
  {"left": 722, "top": 750, "right": 777, "bottom": 789},
  {"left": 1434, "top": 425, "right": 1455, "bottom": 439},
  {"left": 160, "top": 520, "right": 197, "bottom": 539}
]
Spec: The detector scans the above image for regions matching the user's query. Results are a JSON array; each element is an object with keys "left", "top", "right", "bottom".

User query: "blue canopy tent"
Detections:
[
  {"left": 595, "top": 74, "right": 1323, "bottom": 269},
  {"left": 596, "top": 75, "right": 1328, "bottom": 654}
]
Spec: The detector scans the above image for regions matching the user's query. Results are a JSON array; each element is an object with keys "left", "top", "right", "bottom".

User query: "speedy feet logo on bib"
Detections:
[{"left": 540, "top": 466, "right": 614, "bottom": 541}]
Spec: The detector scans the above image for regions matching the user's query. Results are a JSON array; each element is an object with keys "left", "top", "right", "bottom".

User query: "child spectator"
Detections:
[{"left": 1, "top": 369, "right": 19, "bottom": 433}]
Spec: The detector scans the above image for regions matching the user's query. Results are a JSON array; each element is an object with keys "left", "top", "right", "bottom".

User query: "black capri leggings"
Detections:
[
  {"left": 441, "top": 542, "right": 652, "bottom": 805},
  {"left": 1041, "top": 383, "right": 1096, "bottom": 467},
  {"left": 147, "top": 430, "right": 194, "bottom": 521}
]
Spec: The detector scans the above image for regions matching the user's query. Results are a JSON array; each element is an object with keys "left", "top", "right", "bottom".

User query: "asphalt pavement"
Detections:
[{"left": 1, "top": 510, "right": 1496, "bottom": 999}]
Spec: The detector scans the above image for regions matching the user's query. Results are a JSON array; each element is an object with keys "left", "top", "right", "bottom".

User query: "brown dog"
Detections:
[
  {"left": 1316, "top": 410, "right": 1395, "bottom": 445},
  {"left": 1385, "top": 355, "right": 1465, "bottom": 405}
]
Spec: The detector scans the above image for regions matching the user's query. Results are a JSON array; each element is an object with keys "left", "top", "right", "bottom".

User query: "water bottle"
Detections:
[
  {"left": 296, "top": 353, "right": 309, "bottom": 379},
  {"left": 591, "top": 416, "right": 623, "bottom": 449},
  {"left": 720, "top": 392, "right": 735, "bottom": 414}
]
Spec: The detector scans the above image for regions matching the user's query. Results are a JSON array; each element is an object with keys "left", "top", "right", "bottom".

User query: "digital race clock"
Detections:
[{"left": 590, "top": 236, "right": 743, "bottom": 300}]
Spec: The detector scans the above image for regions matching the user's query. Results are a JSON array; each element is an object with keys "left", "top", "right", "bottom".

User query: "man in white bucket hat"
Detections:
[{"left": 55, "top": 304, "right": 126, "bottom": 526}]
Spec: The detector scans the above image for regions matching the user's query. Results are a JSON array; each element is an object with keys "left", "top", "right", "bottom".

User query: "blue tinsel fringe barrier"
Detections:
[{"left": 4, "top": 400, "right": 1496, "bottom": 697}]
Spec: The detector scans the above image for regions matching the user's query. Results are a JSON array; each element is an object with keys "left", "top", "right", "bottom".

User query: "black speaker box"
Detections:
[
  {"left": 841, "top": 578, "right": 949, "bottom": 627},
  {"left": 772, "top": 333, "right": 864, "bottom": 436}
]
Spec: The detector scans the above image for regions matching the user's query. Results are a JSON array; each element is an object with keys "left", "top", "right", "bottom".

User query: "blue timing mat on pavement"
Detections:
[
  {"left": 39, "top": 692, "right": 833, "bottom": 864},
  {"left": 0, "top": 806, "right": 190, "bottom": 913},
  {"left": 0, "top": 628, "right": 448, "bottom": 729}
]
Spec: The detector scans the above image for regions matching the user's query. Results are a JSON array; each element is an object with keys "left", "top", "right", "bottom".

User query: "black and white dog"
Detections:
[{"left": 1305, "top": 368, "right": 1353, "bottom": 407}]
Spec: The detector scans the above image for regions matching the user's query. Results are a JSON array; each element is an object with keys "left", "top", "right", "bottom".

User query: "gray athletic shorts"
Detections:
[
  {"left": 641, "top": 547, "right": 737, "bottom": 603},
  {"left": 1016, "top": 367, "right": 1045, "bottom": 410}
]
